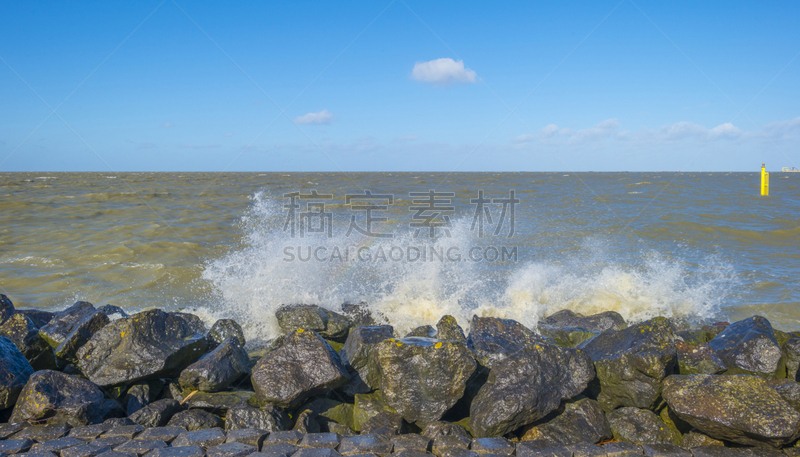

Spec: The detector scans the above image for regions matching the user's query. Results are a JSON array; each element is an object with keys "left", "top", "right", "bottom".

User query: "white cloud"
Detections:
[
  {"left": 392, "top": 135, "right": 419, "bottom": 143},
  {"left": 756, "top": 116, "right": 800, "bottom": 140},
  {"left": 539, "top": 124, "right": 559, "bottom": 138},
  {"left": 411, "top": 58, "right": 477, "bottom": 85},
  {"left": 294, "top": 109, "right": 336, "bottom": 125},
  {"left": 708, "top": 122, "right": 742, "bottom": 139},
  {"left": 161, "top": 122, "right": 173, "bottom": 128},
  {"left": 568, "top": 118, "right": 620, "bottom": 144}
]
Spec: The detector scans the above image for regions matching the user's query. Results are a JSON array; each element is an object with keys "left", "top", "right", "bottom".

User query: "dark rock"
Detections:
[
  {"left": 224, "top": 403, "right": 289, "bottom": 432},
  {"left": 0, "top": 335, "right": 34, "bottom": 409},
  {"left": 298, "top": 433, "right": 341, "bottom": 449},
  {"left": 182, "top": 390, "right": 254, "bottom": 414},
  {"left": 206, "top": 442, "right": 256, "bottom": 457},
  {"left": 689, "top": 446, "right": 745, "bottom": 457},
  {"left": 98, "top": 305, "right": 128, "bottom": 319},
  {"left": 171, "top": 313, "right": 207, "bottom": 334},
  {"left": 224, "top": 429, "right": 267, "bottom": 448},
  {"left": 436, "top": 316, "right": 466, "bottom": 343},
  {"left": 115, "top": 439, "right": 168, "bottom": 455},
  {"left": 580, "top": 317, "right": 677, "bottom": 411},
  {"left": 370, "top": 337, "right": 476, "bottom": 425},
  {"left": 606, "top": 407, "right": 682, "bottom": 445},
  {"left": 339, "top": 325, "right": 393, "bottom": 392},
  {"left": 406, "top": 326, "right": 437, "bottom": 338},
  {"left": 431, "top": 436, "right": 470, "bottom": 457},
  {"left": 0, "top": 422, "right": 26, "bottom": 439},
  {"left": 179, "top": 338, "right": 249, "bottom": 393},
  {"left": 679, "top": 429, "right": 723, "bottom": 448},
  {"left": 392, "top": 434, "right": 431, "bottom": 453},
  {"left": 10, "top": 370, "right": 122, "bottom": 426},
  {"left": 266, "top": 430, "right": 304, "bottom": 445},
  {"left": 339, "top": 434, "right": 392, "bottom": 455},
  {"left": 519, "top": 398, "right": 611, "bottom": 445},
  {"left": 470, "top": 343, "right": 595, "bottom": 437},
  {"left": 128, "top": 399, "right": 183, "bottom": 428},
  {"left": 171, "top": 428, "right": 226, "bottom": 448},
  {"left": 38, "top": 302, "right": 111, "bottom": 364},
  {"left": 60, "top": 442, "right": 112, "bottom": 457},
  {"left": 13, "top": 310, "right": 54, "bottom": 329},
  {"left": 319, "top": 402, "right": 356, "bottom": 432},
  {"left": 0, "top": 314, "right": 56, "bottom": 370},
  {"left": 353, "top": 391, "right": 396, "bottom": 432},
  {"left": 341, "top": 303, "right": 376, "bottom": 327},
  {"left": 103, "top": 418, "right": 134, "bottom": 429},
  {"left": 260, "top": 442, "right": 300, "bottom": 456},
  {"left": 124, "top": 384, "right": 152, "bottom": 416},
  {"left": 76, "top": 309, "right": 210, "bottom": 387},
  {"left": 676, "top": 329, "right": 711, "bottom": 346},
  {"left": 641, "top": 443, "right": 692, "bottom": 456},
  {"left": 208, "top": 320, "right": 246, "bottom": 348},
  {"left": 100, "top": 424, "right": 144, "bottom": 439},
  {"left": 92, "top": 435, "right": 129, "bottom": 449},
  {"left": 149, "top": 446, "right": 205, "bottom": 457},
  {"left": 0, "top": 439, "right": 34, "bottom": 454},
  {"left": 540, "top": 310, "right": 626, "bottom": 333},
  {"left": 469, "top": 437, "right": 513, "bottom": 455},
  {"left": 69, "top": 423, "right": 112, "bottom": 441},
  {"left": 662, "top": 374, "right": 800, "bottom": 447},
  {"left": 29, "top": 436, "right": 86, "bottom": 454},
  {"left": 326, "top": 423, "right": 355, "bottom": 436},
  {"left": 603, "top": 441, "right": 642, "bottom": 455},
  {"left": 361, "top": 411, "right": 405, "bottom": 436},
  {"left": 783, "top": 338, "right": 800, "bottom": 381},
  {"left": 675, "top": 342, "right": 726, "bottom": 375},
  {"left": 275, "top": 305, "right": 352, "bottom": 342},
  {"left": 251, "top": 329, "right": 348, "bottom": 409},
  {"left": 564, "top": 443, "right": 606, "bottom": 456},
  {"left": 167, "top": 410, "right": 224, "bottom": 431},
  {"left": 707, "top": 316, "right": 782, "bottom": 378},
  {"left": 422, "top": 422, "right": 471, "bottom": 440},
  {"left": 536, "top": 325, "right": 598, "bottom": 348},
  {"left": 0, "top": 294, "right": 15, "bottom": 325},
  {"left": 466, "top": 316, "right": 549, "bottom": 369},
  {"left": 293, "top": 409, "right": 321, "bottom": 433},
  {"left": 293, "top": 449, "right": 341, "bottom": 457},
  {"left": 136, "top": 427, "right": 187, "bottom": 443},
  {"left": 13, "top": 424, "right": 72, "bottom": 442},
  {"left": 769, "top": 379, "right": 800, "bottom": 413}
]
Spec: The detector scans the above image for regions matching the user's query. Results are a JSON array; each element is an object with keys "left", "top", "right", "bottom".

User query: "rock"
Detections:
[
  {"left": 251, "top": 329, "right": 348, "bottom": 409},
  {"left": 0, "top": 335, "right": 34, "bottom": 409},
  {"left": 770, "top": 379, "right": 800, "bottom": 413},
  {"left": 98, "top": 305, "right": 128, "bottom": 320},
  {"left": 641, "top": 443, "right": 692, "bottom": 456},
  {"left": 339, "top": 325, "right": 394, "bottom": 391},
  {"left": 707, "top": 316, "right": 782, "bottom": 378},
  {"left": 536, "top": 326, "right": 598, "bottom": 348},
  {"left": 676, "top": 329, "right": 711, "bottom": 346},
  {"left": 61, "top": 442, "right": 112, "bottom": 457},
  {"left": 606, "top": 407, "right": 682, "bottom": 445},
  {"left": 339, "top": 434, "right": 393, "bottom": 455},
  {"left": 76, "top": 309, "right": 210, "bottom": 387},
  {"left": 182, "top": 390, "right": 254, "bottom": 413},
  {"left": 150, "top": 446, "right": 206, "bottom": 457},
  {"left": 469, "top": 437, "right": 514, "bottom": 455},
  {"left": 431, "top": 436, "right": 470, "bottom": 457},
  {"left": 224, "top": 403, "right": 289, "bottom": 432},
  {"left": 30, "top": 436, "right": 85, "bottom": 454},
  {"left": 466, "top": 316, "right": 549, "bottom": 369},
  {"left": 662, "top": 374, "right": 800, "bottom": 448},
  {"left": 370, "top": 337, "right": 476, "bottom": 425},
  {"left": 179, "top": 338, "right": 249, "bottom": 393},
  {"left": 580, "top": 317, "right": 677, "bottom": 411},
  {"left": 540, "top": 310, "right": 626, "bottom": 333},
  {"left": 38, "top": 302, "right": 112, "bottom": 364},
  {"left": 128, "top": 399, "right": 183, "bottom": 427},
  {"left": 0, "top": 439, "right": 34, "bottom": 454},
  {"left": 0, "top": 294, "right": 15, "bottom": 325},
  {"left": 265, "top": 430, "right": 303, "bottom": 444},
  {"left": 436, "top": 316, "right": 466, "bottom": 343},
  {"left": 520, "top": 398, "right": 611, "bottom": 445},
  {"left": 124, "top": 383, "right": 154, "bottom": 416},
  {"left": 137, "top": 426, "right": 188, "bottom": 443},
  {"left": 319, "top": 403, "right": 356, "bottom": 432},
  {"left": 208, "top": 320, "right": 246, "bottom": 348},
  {"left": 422, "top": 421, "right": 471, "bottom": 440},
  {"left": 392, "top": 434, "right": 432, "bottom": 453},
  {"left": 341, "top": 303, "right": 376, "bottom": 327},
  {"left": 353, "top": 391, "right": 396, "bottom": 432},
  {"left": 675, "top": 342, "right": 726, "bottom": 375},
  {"left": 116, "top": 439, "right": 168, "bottom": 455},
  {"left": 172, "top": 428, "right": 226, "bottom": 448},
  {"left": 15, "top": 309, "right": 55, "bottom": 328},
  {"left": 679, "top": 429, "right": 723, "bottom": 448},
  {"left": 276, "top": 305, "right": 352, "bottom": 342},
  {"left": 207, "top": 442, "right": 256, "bottom": 457},
  {"left": 0, "top": 314, "right": 57, "bottom": 370},
  {"left": 101, "top": 423, "right": 145, "bottom": 439},
  {"left": 167, "top": 410, "right": 223, "bottom": 431},
  {"left": 10, "top": 370, "right": 123, "bottom": 426},
  {"left": 689, "top": 446, "right": 744, "bottom": 457},
  {"left": 298, "top": 433, "right": 341, "bottom": 449},
  {"left": 470, "top": 343, "right": 594, "bottom": 438},
  {"left": 361, "top": 410, "right": 405, "bottom": 436},
  {"left": 603, "top": 442, "right": 642, "bottom": 456},
  {"left": 406, "top": 326, "right": 437, "bottom": 338},
  {"left": 293, "top": 409, "right": 320, "bottom": 433},
  {"left": 14, "top": 423, "right": 72, "bottom": 442},
  {"left": 225, "top": 428, "right": 267, "bottom": 448},
  {"left": 783, "top": 338, "right": 800, "bottom": 381}
]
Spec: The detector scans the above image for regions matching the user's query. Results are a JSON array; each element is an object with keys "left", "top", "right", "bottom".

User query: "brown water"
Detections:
[{"left": 1, "top": 172, "right": 797, "bottom": 345}]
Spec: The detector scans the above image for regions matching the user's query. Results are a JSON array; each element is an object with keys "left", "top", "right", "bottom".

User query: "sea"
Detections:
[{"left": 1, "top": 172, "right": 798, "bottom": 347}]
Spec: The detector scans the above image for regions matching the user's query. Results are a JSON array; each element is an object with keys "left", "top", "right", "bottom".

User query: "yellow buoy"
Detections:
[{"left": 761, "top": 163, "right": 769, "bottom": 196}]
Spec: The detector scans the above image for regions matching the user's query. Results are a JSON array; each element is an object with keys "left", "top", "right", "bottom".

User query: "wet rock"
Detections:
[
  {"left": 172, "top": 428, "right": 226, "bottom": 448},
  {"left": 76, "top": 309, "right": 210, "bottom": 387},
  {"left": 0, "top": 335, "right": 34, "bottom": 409},
  {"left": 769, "top": 379, "right": 800, "bottom": 413},
  {"left": 0, "top": 314, "right": 56, "bottom": 370},
  {"left": 675, "top": 342, "right": 726, "bottom": 375},
  {"left": 182, "top": 390, "right": 254, "bottom": 413},
  {"left": 266, "top": 430, "right": 304, "bottom": 445},
  {"left": 340, "top": 303, "right": 376, "bottom": 327},
  {"left": 293, "top": 409, "right": 321, "bottom": 433},
  {"left": 392, "top": 434, "right": 432, "bottom": 453},
  {"left": 469, "top": 437, "right": 514, "bottom": 455},
  {"left": 470, "top": 343, "right": 594, "bottom": 438},
  {"left": 0, "top": 294, "right": 16, "bottom": 325},
  {"left": 224, "top": 428, "right": 267, "bottom": 448},
  {"left": 676, "top": 329, "right": 711, "bottom": 346},
  {"left": 361, "top": 411, "right": 405, "bottom": 436},
  {"left": 603, "top": 442, "right": 642, "bottom": 456},
  {"left": 14, "top": 423, "right": 72, "bottom": 442},
  {"left": 128, "top": 399, "right": 183, "bottom": 428},
  {"left": 370, "top": 337, "right": 476, "bottom": 425},
  {"left": 520, "top": 398, "right": 611, "bottom": 445},
  {"left": 293, "top": 449, "right": 341, "bottom": 457},
  {"left": 137, "top": 426, "right": 188, "bottom": 443},
  {"left": 563, "top": 443, "right": 605, "bottom": 457},
  {"left": 606, "top": 407, "right": 682, "bottom": 445},
  {"left": 30, "top": 436, "right": 85, "bottom": 454},
  {"left": 150, "top": 446, "right": 206, "bottom": 457},
  {"left": 540, "top": 310, "right": 627, "bottom": 333},
  {"left": 276, "top": 305, "right": 352, "bottom": 342},
  {"left": 422, "top": 422, "right": 471, "bottom": 440},
  {"left": 10, "top": 370, "right": 122, "bottom": 425},
  {"left": 338, "top": 434, "right": 392, "bottom": 455},
  {"left": 689, "top": 446, "right": 744, "bottom": 457},
  {"left": 641, "top": 443, "right": 692, "bottom": 456},
  {"left": 339, "top": 325, "right": 393, "bottom": 392},
  {"left": 406, "top": 326, "right": 437, "bottom": 338},
  {"left": 707, "top": 316, "right": 782, "bottom": 378},
  {"left": 0, "top": 439, "right": 34, "bottom": 454},
  {"left": 352, "top": 391, "right": 396, "bottom": 432},
  {"left": 124, "top": 383, "right": 153, "bottom": 416},
  {"left": 260, "top": 441, "right": 300, "bottom": 455},
  {"left": 167, "top": 410, "right": 224, "bottom": 431},
  {"left": 298, "top": 433, "right": 341, "bottom": 449},
  {"left": 98, "top": 305, "right": 128, "bottom": 320},
  {"left": 782, "top": 338, "right": 800, "bottom": 381},
  {"left": 116, "top": 439, "right": 168, "bottom": 455},
  {"left": 38, "top": 302, "right": 111, "bottom": 364},
  {"left": 61, "top": 442, "right": 112, "bottom": 457},
  {"left": 15, "top": 309, "right": 55, "bottom": 329},
  {"left": 662, "top": 374, "right": 800, "bottom": 447},
  {"left": 224, "top": 403, "right": 289, "bottom": 432},
  {"left": 679, "top": 429, "right": 723, "bottom": 448},
  {"left": 536, "top": 325, "right": 598, "bottom": 348},
  {"left": 207, "top": 441, "right": 256, "bottom": 457},
  {"left": 319, "top": 403, "right": 356, "bottom": 432},
  {"left": 208, "top": 320, "right": 245, "bottom": 348},
  {"left": 436, "top": 316, "right": 467, "bottom": 343},
  {"left": 251, "top": 329, "right": 348, "bottom": 409},
  {"left": 580, "top": 317, "right": 677, "bottom": 411},
  {"left": 466, "top": 316, "right": 550, "bottom": 369},
  {"left": 179, "top": 338, "right": 249, "bottom": 393}
]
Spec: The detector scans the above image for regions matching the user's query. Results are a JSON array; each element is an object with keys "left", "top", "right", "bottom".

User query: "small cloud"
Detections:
[
  {"left": 139, "top": 142, "right": 155, "bottom": 149},
  {"left": 392, "top": 135, "right": 419, "bottom": 143},
  {"left": 225, "top": 133, "right": 233, "bottom": 137},
  {"left": 161, "top": 122, "right": 173, "bottom": 128},
  {"left": 539, "top": 124, "right": 559, "bottom": 139},
  {"left": 411, "top": 58, "right": 477, "bottom": 85},
  {"left": 294, "top": 109, "right": 336, "bottom": 125},
  {"left": 708, "top": 122, "right": 742, "bottom": 140},
  {"left": 179, "top": 143, "right": 221, "bottom": 149}
]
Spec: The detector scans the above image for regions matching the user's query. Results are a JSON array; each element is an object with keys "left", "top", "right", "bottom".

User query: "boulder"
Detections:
[
  {"left": 124, "top": 383, "right": 153, "bottom": 416},
  {"left": 179, "top": 337, "right": 250, "bottom": 392},
  {"left": 0, "top": 335, "right": 34, "bottom": 409},
  {"left": 10, "top": 370, "right": 123, "bottom": 425},
  {"left": 662, "top": 374, "right": 800, "bottom": 448},
  {"left": 128, "top": 399, "right": 183, "bottom": 427},
  {"left": 421, "top": 421, "right": 471, "bottom": 440},
  {"left": 320, "top": 403, "right": 356, "bottom": 432},
  {"left": 0, "top": 314, "right": 56, "bottom": 370},
  {"left": 769, "top": 379, "right": 800, "bottom": 413},
  {"left": 679, "top": 429, "right": 723, "bottom": 448},
  {"left": 783, "top": 338, "right": 800, "bottom": 381},
  {"left": 362, "top": 411, "right": 406, "bottom": 435},
  {"left": 470, "top": 343, "right": 595, "bottom": 438},
  {"left": 339, "top": 325, "right": 394, "bottom": 391},
  {"left": 251, "top": 329, "right": 348, "bottom": 409},
  {"left": 370, "top": 337, "right": 476, "bottom": 425},
  {"left": 38, "top": 301, "right": 111, "bottom": 363},
  {"left": 167, "top": 410, "right": 223, "bottom": 431},
  {"left": 208, "top": 319, "right": 245, "bottom": 348},
  {"left": 676, "top": 329, "right": 711, "bottom": 346},
  {"left": 466, "top": 316, "right": 549, "bottom": 369},
  {"left": 76, "top": 309, "right": 210, "bottom": 387},
  {"left": 353, "top": 391, "right": 397, "bottom": 432},
  {"left": 99, "top": 305, "right": 128, "bottom": 319},
  {"left": 16, "top": 309, "right": 55, "bottom": 328},
  {"left": 520, "top": 398, "right": 611, "bottom": 445},
  {"left": 436, "top": 316, "right": 466, "bottom": 342},
  {"left": 182, "top": 390, "right": 254, "bottom": 413},
  {"left": 606, "top": 407, "right": 682, "bottom": 445},
  {"left": 540, "top": 310, "right": 626, "bottom": 333},
  {"left": 224, "top": 403, "right": 290, "bottom": 431},
  {"left": 580, "top": 317, "right": 677, "bottom": 411},
  {"left": 292, "top": 409, "right": 320, "bottom": 433},
  {"left": 537, "top": 325, "right": 598, "bottom": 348},
  {"left": 675, "top": 342, "right": 726, "bottom": 375},
  {"left": 707, "top": 316, "right": 782, "bottom": 378},
  {"left": 0, "top": 294, "right": 15, "bottom": 324},
  {"left": 276, "top": 305, "right": 352, "bottom": 342},
  {"left": 406, "top": 326, "right": 437, "bottom": 338}
]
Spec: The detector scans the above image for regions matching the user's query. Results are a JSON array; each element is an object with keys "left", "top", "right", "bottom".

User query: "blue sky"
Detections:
[{"left": 1, "top": 1, "right": 798, "bottom": 171}]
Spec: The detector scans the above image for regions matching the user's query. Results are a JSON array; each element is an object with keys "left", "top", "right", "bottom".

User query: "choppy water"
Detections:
[{"left": 0, "top": 172, "right": 797, "bottom": 346}]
